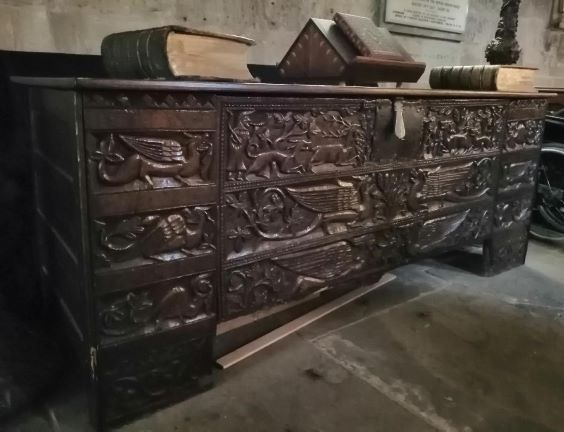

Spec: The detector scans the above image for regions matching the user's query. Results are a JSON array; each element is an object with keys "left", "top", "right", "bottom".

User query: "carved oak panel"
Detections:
[
  {"left": 499, "top": 159, "right": 537, "bottom": 192},
  {"left": 418, "top": 157, "right": 497, "bottom": 211},
  {"left": 223, "top": 100, "right": 374, "bottom": 182},
  {"left": 503, "top": 119, "right": 544, "bottom": 152},
  {"left": 223, "top": 170, "right": 425, "bottom": 259},
  {"left": 494, "top": 196, "right": 533, "bottom": 230},
  {"left": 422, "top": 103, "right": 505, "bottom": 159},
  {"left": 483, "top": 226, "right": 529, "bottom": 276},
  {"left": 223, "top": 156, "right": 496, "bottom": 259},
  {"left": 100, "top": 332, "right": 213, "bottom": 422},
  {"left": 97, "top": 273, "right": 215, "bottom": 343},
  {"left": 87, "top": 132, "right": 215, "bottom": 192},
  {"left": 408, "top": 206, "right": 493, "bottom": 255},
  {"left": 93, "top": 206, "right": 216, "bottom": 269},
  {"left": 23, "top": 81, "right": 548, "bottom": 430},
  {"left": 223, "top": 229, "right": 407, "bottom": 318}
]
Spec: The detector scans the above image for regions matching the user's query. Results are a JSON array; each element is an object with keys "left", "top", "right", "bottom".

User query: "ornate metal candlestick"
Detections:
[{"left": 485, "top": 0, "right": 521, "bottom": 64}]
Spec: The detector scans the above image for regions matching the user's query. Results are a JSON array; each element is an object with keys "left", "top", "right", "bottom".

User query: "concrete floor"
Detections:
[{"left": 4, "top": 239, "right": 564, "bottom": 432}]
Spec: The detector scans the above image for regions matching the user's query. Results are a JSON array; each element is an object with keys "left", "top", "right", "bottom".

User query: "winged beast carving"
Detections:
[
  {"left": 96, "top": 207, "right": 214, "bottom": 265},
  {"left": 92, "top": 133, "right": 213, "bottom": 187}
]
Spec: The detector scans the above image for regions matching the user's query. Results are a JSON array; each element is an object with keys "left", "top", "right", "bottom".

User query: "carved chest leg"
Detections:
[
  {"left": 482, "top": 226, "right": 529, "bottom": 276},
  {"left": 96, "top": 321, "right": 216, "bottom": 427}
]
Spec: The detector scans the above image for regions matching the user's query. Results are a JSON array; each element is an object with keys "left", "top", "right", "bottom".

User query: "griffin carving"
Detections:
[{"left": 92, "top": 132, "right": 213, "bottom": 187}]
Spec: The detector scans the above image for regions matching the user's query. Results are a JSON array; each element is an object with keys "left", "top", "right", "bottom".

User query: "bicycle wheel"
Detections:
[{"left": 534, "top": 143, "right": 564, "bottom": 234}]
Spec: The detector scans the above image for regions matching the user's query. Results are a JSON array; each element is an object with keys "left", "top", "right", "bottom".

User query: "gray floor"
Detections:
[{"left": 5, "top": 239, "right": 564, "bottom": 432}]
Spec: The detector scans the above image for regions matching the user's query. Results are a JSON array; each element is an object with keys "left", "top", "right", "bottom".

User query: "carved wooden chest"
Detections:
[{"left": 15, "top": 77, "right": 548, "bottom": 429}]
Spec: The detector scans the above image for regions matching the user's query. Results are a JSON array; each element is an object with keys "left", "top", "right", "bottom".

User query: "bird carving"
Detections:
[
  {"left": 137, "top": 208, "right": 211, "bottom": 259},
  {"left": 286, "top": 180, "right": 362, "bottom": 232},
  {"left": 273, "top": 241, "right": 365, "bottom": 296},
  {"left": 99, "top": 207, "right": 212, "bottom": 263},
  {"left": 273, "top": 241, "right": 361, "bottom": 280},
  {"left": 409, "top": 210, "right": 469, "bottom": 254}
]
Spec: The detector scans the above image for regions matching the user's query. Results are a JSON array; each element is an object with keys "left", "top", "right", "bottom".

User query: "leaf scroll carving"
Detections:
[
  {"left": 102, "top": 336, "right": 211, "bottom": 420},
  {"left": 422, "top": 105, "right": 504, "bottom": 159},
  {"left": 224, "top": 230, "right": 406, "bottom": 318},
  {"left": 223, "top": 171, "right": 426, "bottom": 256},
  {"left": 99, "top": 273, "right": 214, "bottom": 338},
  {"left": 494, "top": 197, "right": 532, "bottom": 229},
  {"left": 504, "top": 119, "right": 544, "bottom": 151}
]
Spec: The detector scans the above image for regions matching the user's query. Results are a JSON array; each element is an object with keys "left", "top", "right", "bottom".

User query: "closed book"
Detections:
[
  {"left": 429, "top": 65, "right": 537, "bottom": 92},
  {"left": 101, "top": 26, "right": 255, "bottom": 80},
  {"left": 333, "top": 12, "right": 413, "bottom": 61}
]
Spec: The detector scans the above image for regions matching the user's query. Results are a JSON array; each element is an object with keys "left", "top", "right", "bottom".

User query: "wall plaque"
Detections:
[{"left": 384, "top": 0, "right": 469, "bottom": 39}]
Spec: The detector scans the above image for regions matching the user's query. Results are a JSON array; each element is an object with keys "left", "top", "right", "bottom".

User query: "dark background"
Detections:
[{"left": 0, "top": 51, "right": 104, "bottom": 318}]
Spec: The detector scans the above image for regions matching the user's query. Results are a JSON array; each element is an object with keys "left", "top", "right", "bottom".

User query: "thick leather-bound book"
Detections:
[
  {"left": 101, "top": 26, "right": 255, "bottom": 80},
  {"left": 429, "top": 65, "right": 537, "bottom": 92},
  {"left": 333, "top": 12, "right": 412, "bottom": 62}
]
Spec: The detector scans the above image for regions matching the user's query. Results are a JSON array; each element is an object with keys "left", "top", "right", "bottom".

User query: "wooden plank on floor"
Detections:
[
  {"left": 216, "top": 273, "right": 396, "bottom": 369},
  {"left": 217, "top": 287, "right": 330, "bottom": 336}
]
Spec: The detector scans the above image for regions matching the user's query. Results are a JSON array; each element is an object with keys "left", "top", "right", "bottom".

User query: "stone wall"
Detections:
[{"left": 0, "top": 0, "right": 562, "bottom": 87}]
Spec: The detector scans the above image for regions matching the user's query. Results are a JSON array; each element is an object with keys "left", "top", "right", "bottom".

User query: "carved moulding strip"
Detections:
[
  {"left": 84, "top": 92, "right": 215, "bottom": 109},
  {"left": 223, "top": 102, "right": 374, "bottom": 182},
  {"left": 223, "top": 229, "right": 406, "bottom": 319},
  {"left": 507, "top": 99, "right": 548, "bottom": 121},
  {"left": 422, "top": 104, "right": 505, "bottom": 159},
  {"left": 101, "top": 334, "right": 213, "bottom": 421},
  {"left": 98, "top": 273, "right": 214, "bottom": 340},
  {"left": 89, "top": 132, "right": 214, "bottom": 190},
  {"left": 94, "top": 206, "right": 216, "bottom": 268},
  {"left": 504, "top": 119, "right": 544, "bottom": 151}
]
